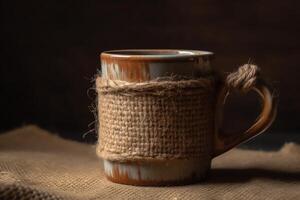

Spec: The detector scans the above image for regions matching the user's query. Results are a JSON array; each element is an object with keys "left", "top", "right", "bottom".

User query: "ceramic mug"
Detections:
[{"left": 99, "top": 49, "right": 277, "bottom": 186}]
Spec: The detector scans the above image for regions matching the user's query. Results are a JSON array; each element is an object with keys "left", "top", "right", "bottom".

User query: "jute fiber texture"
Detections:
[
  {"left": 96, "top": 64, "right": 260, "bottom": 162},
  {"left": 96, "top": 77, "right": 215, "bottom": 161},
  {"left": 0, "top": 126, "right": 300, "bottom": 200}
]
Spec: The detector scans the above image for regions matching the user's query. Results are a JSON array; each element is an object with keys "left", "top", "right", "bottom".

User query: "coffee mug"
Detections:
[{"left": 97, "top": 49, "right": 277, "bottom": 186}]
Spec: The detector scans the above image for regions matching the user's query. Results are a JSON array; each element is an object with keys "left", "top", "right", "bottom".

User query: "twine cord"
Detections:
[
  {"left": 226, "top": 64, "right": 260, "bottom": 92},
  {"left": 97, "top": 77, "right": 215, "bottom": 96}
]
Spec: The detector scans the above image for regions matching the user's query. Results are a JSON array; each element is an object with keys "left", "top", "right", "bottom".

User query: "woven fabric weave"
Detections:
[
  {"left": 1, "top": 126, "right": 300, "bottom": 200},
  {"left": 96, "top": 77, "right": 215, "bottom": 161}
]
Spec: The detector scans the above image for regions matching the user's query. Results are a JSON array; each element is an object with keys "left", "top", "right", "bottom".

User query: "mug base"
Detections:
[{"left": 103, "top": 159, "right": 211, "bottom": 186}]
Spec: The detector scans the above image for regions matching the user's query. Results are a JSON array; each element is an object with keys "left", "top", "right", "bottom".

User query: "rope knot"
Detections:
[{"left": 226, "top": 64, "right": 260, "bottom": 92}]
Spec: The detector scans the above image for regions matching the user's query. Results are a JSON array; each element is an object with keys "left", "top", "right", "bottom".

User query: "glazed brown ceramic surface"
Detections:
[{"left": 101, "top": 49, "right": 213, "bottom": 82}]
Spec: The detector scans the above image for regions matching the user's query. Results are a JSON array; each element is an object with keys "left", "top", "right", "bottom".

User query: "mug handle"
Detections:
[{"left": 213, "top": 64, "right": 278, "bottom": 157}]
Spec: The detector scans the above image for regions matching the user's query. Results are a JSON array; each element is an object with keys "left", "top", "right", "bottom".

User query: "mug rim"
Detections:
[{"left": 101, "top": 49, "right": 214, "bottom": 62}]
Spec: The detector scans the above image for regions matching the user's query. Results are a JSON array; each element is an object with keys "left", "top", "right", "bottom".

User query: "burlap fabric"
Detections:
[
  {"left": 96, "top": 77, "right": 215, "bottom": 161},
  {"left": 0, "top": 126, "right": 299, "bottom": 200}
]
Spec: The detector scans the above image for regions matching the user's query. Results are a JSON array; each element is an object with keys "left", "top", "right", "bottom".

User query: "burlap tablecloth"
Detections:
[{"left": 0, "top": 126, "right": 299, "bottom": 200}]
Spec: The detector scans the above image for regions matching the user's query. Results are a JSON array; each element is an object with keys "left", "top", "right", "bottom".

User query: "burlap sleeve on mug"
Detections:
[{"left": 96, "top": 77, "right": 216, "bottom": 161}]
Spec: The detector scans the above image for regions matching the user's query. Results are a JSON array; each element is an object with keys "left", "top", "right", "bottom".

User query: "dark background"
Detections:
[{"left": 1, "top": 1, "right": 300, "bottom": 147}]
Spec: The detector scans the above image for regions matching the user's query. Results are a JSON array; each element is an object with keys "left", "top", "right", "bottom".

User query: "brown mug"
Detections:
[{"left": 96, "top": 49, "right": 277, "bottom": 186}]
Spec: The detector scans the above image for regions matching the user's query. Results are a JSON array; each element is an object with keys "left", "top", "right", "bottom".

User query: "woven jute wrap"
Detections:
[
  {"left": 96, "top": 77, "right": 216, "bottom": 161},
  {"left": 96, "top": 64, "right": 261, "bottom": 162}
]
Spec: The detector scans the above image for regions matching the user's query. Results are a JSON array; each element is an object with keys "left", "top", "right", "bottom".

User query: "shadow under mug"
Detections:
[{"left": 98, "top": 49, "right": 277, "bottom": 186}]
